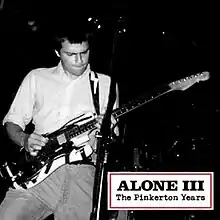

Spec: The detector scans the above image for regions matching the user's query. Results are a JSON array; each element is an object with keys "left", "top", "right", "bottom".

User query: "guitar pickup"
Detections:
[{"left": 57, "top": 133, "right": 67, "bottom": 145}]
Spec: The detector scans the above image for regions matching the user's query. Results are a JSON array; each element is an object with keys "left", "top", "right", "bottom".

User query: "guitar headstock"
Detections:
[{"left": 169, "top": 71, "right": 210, "bottom": 91}]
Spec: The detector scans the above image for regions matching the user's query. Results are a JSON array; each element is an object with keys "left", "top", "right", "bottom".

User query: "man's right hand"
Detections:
[{"left": 23, "top": 133, "right": 48, "bottom": 156}]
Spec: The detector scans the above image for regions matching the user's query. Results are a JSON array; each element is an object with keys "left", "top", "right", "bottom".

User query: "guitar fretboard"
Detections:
[
  {"left": 112, "top": 84, "right": 172, "bottom": 119},
  {"left": 51, "top": 84, "right": 173, "bottom": 142},
  {"left": 48, "top": 83, "right": 174, "bottom": 143}
]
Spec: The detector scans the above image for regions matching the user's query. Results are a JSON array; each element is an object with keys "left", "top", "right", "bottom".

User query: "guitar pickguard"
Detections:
[
  {"left": 1, "top": 112, "right": 97, "bottom": 190},
  {"left": 17, "top": 144, "right": 93, "bottom": 189}
]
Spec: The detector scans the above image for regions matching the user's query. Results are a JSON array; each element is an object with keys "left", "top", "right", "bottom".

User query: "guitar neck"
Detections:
[
  {"left": 112, "top": 83, "right": 172, "bottom": 119},
  {"left": 62, "top": 84, "right": 172, "bottom": 141},
  {"left": 45, "top": 71, "right": 210, "bottom": 146}
]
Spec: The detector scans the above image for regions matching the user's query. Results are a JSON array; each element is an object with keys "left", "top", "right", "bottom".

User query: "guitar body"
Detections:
[
  {"left": 1, "top": 143, "right": 93, "bottom": 189},
  {"left": 0, "top": 71, "right": 210, "bottom": 190},
  {"left": 0, "top": 112, "right": 96, "bottom": 189}
]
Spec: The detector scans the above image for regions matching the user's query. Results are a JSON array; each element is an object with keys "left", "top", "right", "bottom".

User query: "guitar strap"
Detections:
[
  {"left": 89, "top": 71, "right": 100, "bottom": 115},
  {"left": 64, "top": 72, "right": 100, "bottom": 165}
]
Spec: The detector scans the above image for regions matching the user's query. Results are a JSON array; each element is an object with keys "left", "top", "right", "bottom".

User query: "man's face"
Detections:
[{"left": 60, "top": 39, "right": 90, "bottom": 77}]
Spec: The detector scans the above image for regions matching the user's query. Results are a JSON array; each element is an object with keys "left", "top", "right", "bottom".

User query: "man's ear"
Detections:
[{"left": 55, "top": 50, "right": 60, "bottom": 57}]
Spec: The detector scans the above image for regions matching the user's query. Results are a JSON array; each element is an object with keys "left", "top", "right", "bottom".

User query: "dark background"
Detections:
[{"left": 0, "top": 1, "right": 219, "bottom": 219}]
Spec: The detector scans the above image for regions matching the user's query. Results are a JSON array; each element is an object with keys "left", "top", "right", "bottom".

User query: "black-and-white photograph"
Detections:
[{"left": 0, "top": 1, "right": 218, "bottom": 219}]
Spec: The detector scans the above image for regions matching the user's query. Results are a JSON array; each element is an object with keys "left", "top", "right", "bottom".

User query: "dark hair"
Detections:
[{"left": 52, "top": 19, "right": 92, "bottom": 52}]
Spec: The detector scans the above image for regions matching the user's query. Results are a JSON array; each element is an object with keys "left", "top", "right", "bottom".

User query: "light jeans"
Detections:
[{"left": 0, "top": 164, "right": 95, "bottom": 220}]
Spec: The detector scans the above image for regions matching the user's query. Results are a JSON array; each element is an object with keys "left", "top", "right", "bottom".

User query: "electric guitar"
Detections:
[{"left": 0, "top": 71, "right": 210, "bottom": 190}]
